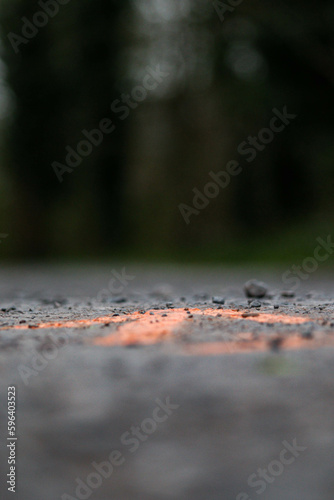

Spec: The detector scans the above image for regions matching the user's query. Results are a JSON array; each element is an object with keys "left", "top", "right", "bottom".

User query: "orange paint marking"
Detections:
[
  {"left": 202, "top": 308, "right": 310, "bottom": 324},
  {"left": 92, "top": 308, "right": 311, "bottom": 347},
  {"left": 184, "top": 334, "right": 334, "bottom": 356},
  {"left": 1, "top": 307, "right": 319, "bottom": 353},
  {"left": 0, "top": 310, "right": 167, "bottom": 331},
  {"left": 94, "top": 310, "right": 189, "bottom": 346}
]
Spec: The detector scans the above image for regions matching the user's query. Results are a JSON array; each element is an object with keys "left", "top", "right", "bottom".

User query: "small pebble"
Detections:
[
  {"left": 244, "top": 280, "right": 268, "bottom": 298},
  {"left": 111, "top": 297, "right": 127, "bottom": 304},
  {"left": 212, "top": 297, "right": 225, "bottom": 305},
  {"left": 242, "top": 312, "right": 260, "bottom": 318},
  {"left": 250, "top": 300, "right": 261, "bottom": 308}
]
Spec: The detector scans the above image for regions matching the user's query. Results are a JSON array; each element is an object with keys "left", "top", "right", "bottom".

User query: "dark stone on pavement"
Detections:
[
  {"left": 212, "top": 296, "right": 225, "bottom": 305},
  {"left": 244, "top": 279, "right": 268, "bottom": 298},
  {"left": 111, "top": 296, "right": 127, "bottom": 303}
]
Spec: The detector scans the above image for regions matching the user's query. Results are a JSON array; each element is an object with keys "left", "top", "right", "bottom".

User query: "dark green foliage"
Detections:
[
  {"left": 0, "top": 0, "right": 130, "bottom": 256},
  {"left": 0, "top": 0, "right": 333, "bottom": 260}
]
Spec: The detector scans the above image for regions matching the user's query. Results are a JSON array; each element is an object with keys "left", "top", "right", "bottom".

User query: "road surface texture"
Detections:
[{"left": 1, "top": 263, "right": 334, "bottom": 500}]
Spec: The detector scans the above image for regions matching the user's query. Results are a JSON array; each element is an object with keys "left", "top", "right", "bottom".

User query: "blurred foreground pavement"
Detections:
[{"left": 1, "top": 264, "right": 334, "bottom": 500}]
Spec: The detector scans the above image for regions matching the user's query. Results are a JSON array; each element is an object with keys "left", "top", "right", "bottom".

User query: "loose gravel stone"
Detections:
[
  {"left": 242, "top": 312, "right": 260, "bottom": 318},
  {"left": 212, "top": 296, "right": 225, "bottom": 305},
  {"left": 244, "top": 280, "right": 268, "bottom": 298},
  {"left": 281, "top": 290, "right": 295, "bottom": 298},
  {"left": 111, "top": 296, "right": 127, "bottom": 303}
]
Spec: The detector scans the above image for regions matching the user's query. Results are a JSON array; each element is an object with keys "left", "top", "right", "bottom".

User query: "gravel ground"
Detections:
[{"left": 1, "top": 264, "right": 334, "bottom": 500}]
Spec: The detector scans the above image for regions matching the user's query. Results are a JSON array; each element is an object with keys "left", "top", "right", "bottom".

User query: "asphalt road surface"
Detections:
[{"left": 1, "top": 263, "right": 334, "bottom": 500}]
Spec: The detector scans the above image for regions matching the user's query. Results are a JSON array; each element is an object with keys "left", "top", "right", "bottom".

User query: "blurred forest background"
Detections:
[{"left": 0, "top": 0, "right": 333, "bottom": 262}]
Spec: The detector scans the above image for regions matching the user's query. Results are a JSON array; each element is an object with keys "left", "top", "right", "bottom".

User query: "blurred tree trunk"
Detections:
[
  {"left": 74, "top": 0, "right": 129, "bottom": 250},
  {"left": 0, "top": 0, "right": 130, "bottom": 257}
]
